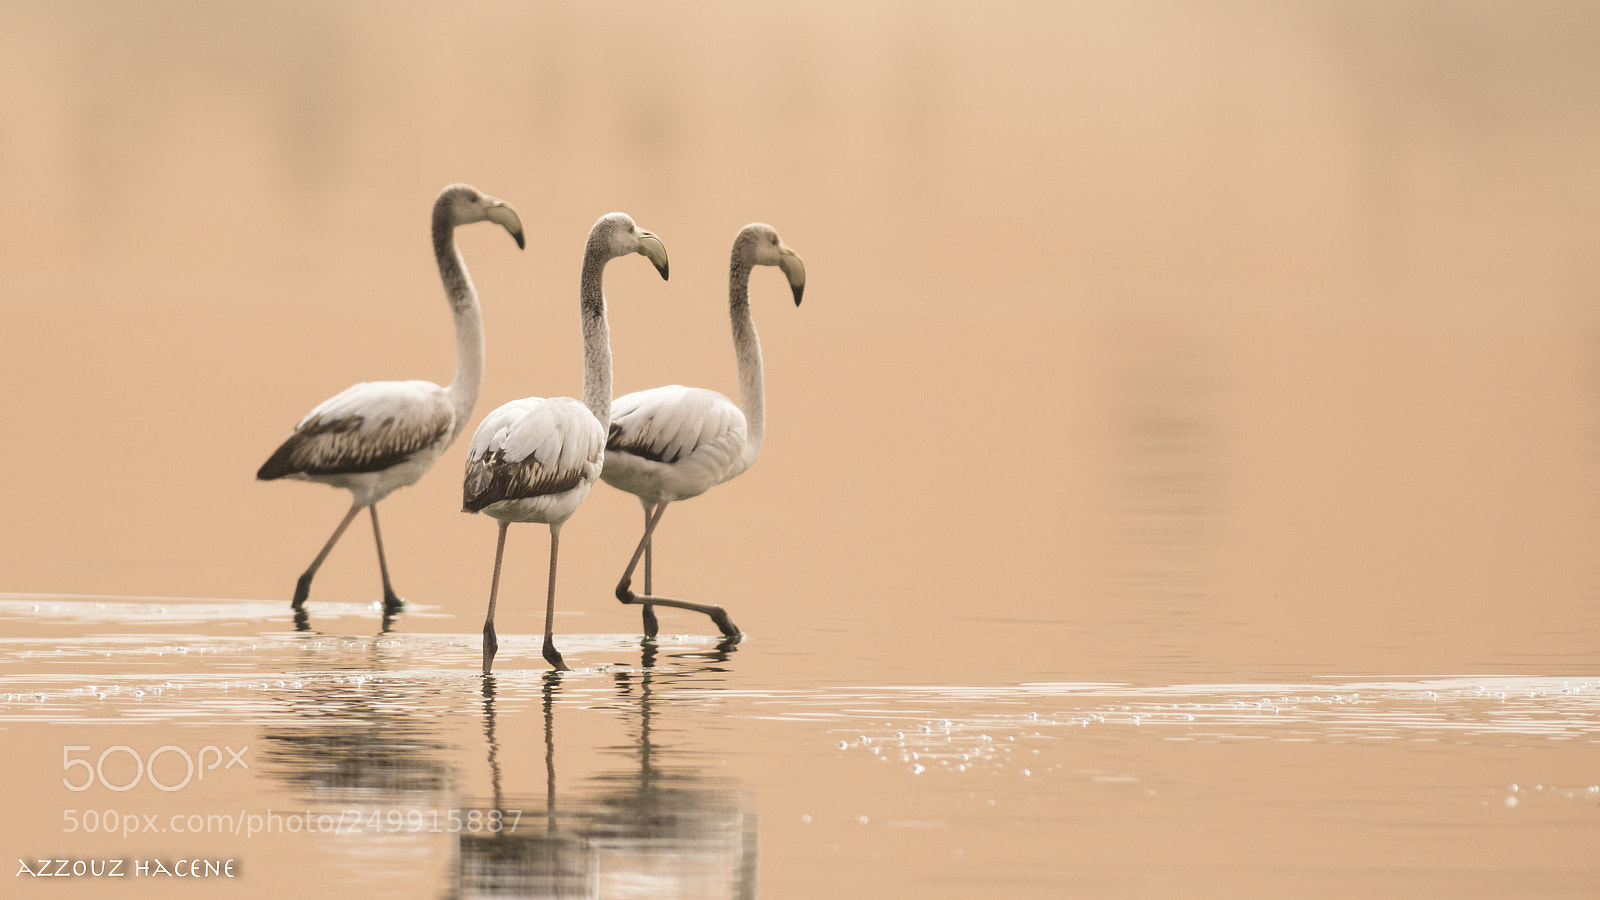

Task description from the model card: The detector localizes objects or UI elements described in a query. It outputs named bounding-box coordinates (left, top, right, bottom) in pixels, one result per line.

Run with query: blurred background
left=3, top=0, right=1599, bottom=681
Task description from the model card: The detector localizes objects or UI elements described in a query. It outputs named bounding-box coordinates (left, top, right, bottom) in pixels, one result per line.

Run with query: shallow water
left=5, top=1, right=1600, bottom=897
left=4, top=597, right=1598, bottom=898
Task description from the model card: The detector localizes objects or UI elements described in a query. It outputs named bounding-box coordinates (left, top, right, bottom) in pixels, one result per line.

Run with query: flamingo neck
left=578, top=240, right=614, bottom=430
left=433, top=210, right=486, bottom=439
left=729, top=255, right=764, bottom=465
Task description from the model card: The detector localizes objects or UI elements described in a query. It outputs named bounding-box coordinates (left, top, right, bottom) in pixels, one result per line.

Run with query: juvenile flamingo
left=463, top=212, right=667, bottom=672
left=257, top=184, right=523, bottom=616
left=601, top=223, right=805, bottom=638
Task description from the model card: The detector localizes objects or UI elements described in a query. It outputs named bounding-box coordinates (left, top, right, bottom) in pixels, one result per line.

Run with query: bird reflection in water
left=257, top=638, right=457, bottom=802
left=456, top=642, right=755, bottom=899
left=292, top=603, right=403, bottom=635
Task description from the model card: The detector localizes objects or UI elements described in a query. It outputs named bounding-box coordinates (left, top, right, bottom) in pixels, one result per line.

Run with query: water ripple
left=815, top=677, right=1600, bottom=778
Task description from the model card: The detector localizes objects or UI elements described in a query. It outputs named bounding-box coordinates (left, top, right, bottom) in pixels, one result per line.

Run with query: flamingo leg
left=640, top=503, right=658, bottom=638
left=292, top=503, right=363, bottom=610
left=482, top=520, right=509, bottom=674
left=643, top=504, right=652, bottom=594
left=369, top=506, right=406, bottom=612
left=543, top=526, right=570, bottom=671
left=615, top=503, right=741, bottom=638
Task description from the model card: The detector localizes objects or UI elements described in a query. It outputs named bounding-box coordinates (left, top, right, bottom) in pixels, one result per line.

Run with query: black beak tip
left=792, top=285, right=804, bottom=306
left=513, top=232, right=526, bottom=250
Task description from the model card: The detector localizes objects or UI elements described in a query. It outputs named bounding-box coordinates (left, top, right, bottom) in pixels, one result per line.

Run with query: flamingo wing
left=258, top=380, right=453, bottom=480
left=463, top=398, right=604, bottom=512
left=607, top=385, right=745, bottom=465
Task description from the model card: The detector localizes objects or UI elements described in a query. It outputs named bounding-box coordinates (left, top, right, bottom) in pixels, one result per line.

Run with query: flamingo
left=462, top=212, right=668, bottom=673
left=257, top=183, right=523, bottom=616
left=601, top=223, right=805, bottom=638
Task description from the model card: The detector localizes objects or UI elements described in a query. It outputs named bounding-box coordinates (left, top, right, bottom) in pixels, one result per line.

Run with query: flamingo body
left=258, top=379, right=458, bottom=506
left=602, top=385, right=749, bottom=504
left=463, top=396, right=605, bottom=525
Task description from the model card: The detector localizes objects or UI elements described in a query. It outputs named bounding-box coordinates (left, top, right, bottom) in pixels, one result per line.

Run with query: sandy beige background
left=3, top=2, right=1598, bottom=682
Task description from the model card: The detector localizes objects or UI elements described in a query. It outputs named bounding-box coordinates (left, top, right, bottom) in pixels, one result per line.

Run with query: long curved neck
left=578, top=240, right=613, bottom=430
left=434, top=209, right=486, bottom=439
left=729, top=253, right=765, bottom=464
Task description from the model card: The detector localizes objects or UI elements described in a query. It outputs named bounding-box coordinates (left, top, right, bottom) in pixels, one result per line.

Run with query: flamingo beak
left=484, top=203, right=525, bottom=250
left=778, top=246, right=805, bottom=306
left=637, top=231, right=669, bottom=281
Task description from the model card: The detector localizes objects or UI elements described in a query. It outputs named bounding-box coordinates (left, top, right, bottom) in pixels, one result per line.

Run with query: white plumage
left=464, top=397, right=604, bottom=525
left=464, top=212, right=668, bottom=673
left=258, top=183, right=523, bottom=618
left=602, top=386, right=749, bottom=501
left=601, top=223, right=805, bottom=638
left=268, top=380, right=456, bottom=505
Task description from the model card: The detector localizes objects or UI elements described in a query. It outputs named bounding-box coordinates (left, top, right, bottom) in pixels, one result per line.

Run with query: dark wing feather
left=462, top=450, right=586, bottom=512
left=461, top=397, right=602, bottom=512
left=607, top=419, right=677, bottom=463
left=258, top=381, right=452, bottom=480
